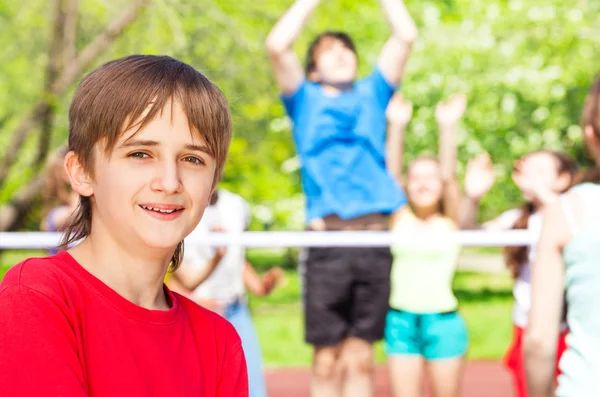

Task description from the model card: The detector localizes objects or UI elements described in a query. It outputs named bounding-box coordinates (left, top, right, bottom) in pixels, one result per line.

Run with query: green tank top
left=389, top=212, right=461, bottom=313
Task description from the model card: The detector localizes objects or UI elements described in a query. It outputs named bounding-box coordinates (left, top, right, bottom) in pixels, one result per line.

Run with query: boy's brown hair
left=305, top=31, right=357, bottom=78
left=61, top=54, right=232, bottom=270
left=579, top=72, right=600, bottom=184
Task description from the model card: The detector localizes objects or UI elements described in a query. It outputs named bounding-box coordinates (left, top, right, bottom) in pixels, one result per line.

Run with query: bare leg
left=387, top=355, right=426, bottom=397
left=311, top=345, right=342, bottom=397
left=339, top=337, right=375, bottom=397
left=427, top=357, right=465, bottom=397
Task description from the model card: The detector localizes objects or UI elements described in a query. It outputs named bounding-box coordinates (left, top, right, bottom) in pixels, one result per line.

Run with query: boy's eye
left=184, top=156, right=204, bottom=165
left=130, top=152, right=149, bottom=159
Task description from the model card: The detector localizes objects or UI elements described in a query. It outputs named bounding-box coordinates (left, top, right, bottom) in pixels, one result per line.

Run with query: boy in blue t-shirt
left=266, top=1, right=417, bottom=395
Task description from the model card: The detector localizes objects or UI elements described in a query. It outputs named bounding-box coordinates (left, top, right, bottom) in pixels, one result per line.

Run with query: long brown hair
left=504, top=151, right=577, bottom=278
left=59, top=55, right=232, bottom=271
left=578, top=73, right=600, bottom=184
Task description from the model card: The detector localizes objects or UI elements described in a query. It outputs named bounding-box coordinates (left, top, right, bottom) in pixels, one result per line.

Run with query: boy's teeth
left=142, top=205, right=175, bottom=213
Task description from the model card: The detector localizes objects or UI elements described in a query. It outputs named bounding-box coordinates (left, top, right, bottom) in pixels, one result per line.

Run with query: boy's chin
left=330, top=76, right=355, bottom=85
left=141, top=235, right=184, bottom=252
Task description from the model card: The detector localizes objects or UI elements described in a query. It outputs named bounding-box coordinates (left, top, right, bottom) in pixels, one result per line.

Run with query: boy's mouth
left=139, top=205, right=182, bottom=213
left=138, top=204, right=185, bottom=220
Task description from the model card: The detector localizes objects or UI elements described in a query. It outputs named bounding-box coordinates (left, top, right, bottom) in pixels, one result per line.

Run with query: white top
left=494, top=208, right=568, bottom=329
left=494, top=209, right=541, bottom=327
left=182, top=189, right=251, bottom=305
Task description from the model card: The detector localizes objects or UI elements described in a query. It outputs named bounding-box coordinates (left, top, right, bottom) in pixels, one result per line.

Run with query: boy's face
left=310, top=38, right=357, bottom=84
left=78, top=100, right=216, bottom=253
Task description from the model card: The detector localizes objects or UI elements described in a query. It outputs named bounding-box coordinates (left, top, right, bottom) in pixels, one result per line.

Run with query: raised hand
left=386, top=93, right=413, bottom=126
left=435, top=93, right=467, bottom=127
left=464, top=153, right=496, bottom=200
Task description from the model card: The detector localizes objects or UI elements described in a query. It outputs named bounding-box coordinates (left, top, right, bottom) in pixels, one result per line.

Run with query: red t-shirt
left=0, top=251, right=248, bottom=396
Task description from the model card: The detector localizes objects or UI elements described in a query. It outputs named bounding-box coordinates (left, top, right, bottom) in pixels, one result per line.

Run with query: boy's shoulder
left=0, top=254, right=71, bottom=301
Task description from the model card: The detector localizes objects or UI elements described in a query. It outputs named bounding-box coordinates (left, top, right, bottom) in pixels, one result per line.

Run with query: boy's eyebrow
left=118, top=139, right=213, bottom=154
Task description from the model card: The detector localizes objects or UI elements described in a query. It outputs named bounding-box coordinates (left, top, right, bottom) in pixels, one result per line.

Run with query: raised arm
left=524, top=197, right=570, bottom=397
left=458, top=153, right=496, bottom=229
left=385, top=93, right=413, bottom=185
left=436, top=94, right=466, bottom=221
left=376, top=0, right=418, bottom=86
left=265, top=0, right=322, bottom=95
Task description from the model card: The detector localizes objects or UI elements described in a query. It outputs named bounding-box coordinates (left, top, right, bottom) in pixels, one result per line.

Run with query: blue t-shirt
left=281, top=67, right=407, bottom=222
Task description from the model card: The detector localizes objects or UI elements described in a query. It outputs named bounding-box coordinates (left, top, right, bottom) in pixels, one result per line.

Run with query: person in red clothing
left=0, top=55, right=248, bottom=396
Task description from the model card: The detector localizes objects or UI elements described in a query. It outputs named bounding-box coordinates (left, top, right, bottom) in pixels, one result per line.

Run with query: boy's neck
left=320, top=81, right=353, bottom=95
left=68, top=235, right=173, bottom=311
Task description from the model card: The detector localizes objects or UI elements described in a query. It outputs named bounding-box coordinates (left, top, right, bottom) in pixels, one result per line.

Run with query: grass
left=248, top=270, right=513, bottom=367
left=1, top=249, right=514, bottom=367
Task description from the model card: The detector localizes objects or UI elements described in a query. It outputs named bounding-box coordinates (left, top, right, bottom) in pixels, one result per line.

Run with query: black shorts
left=302, top=246, right=392, bottom=347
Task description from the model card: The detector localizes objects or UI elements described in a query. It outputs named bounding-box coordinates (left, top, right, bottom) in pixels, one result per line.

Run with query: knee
left=344, top=353, right=373, bottom=375
left=313, top=350, right=339, bottom=381
left=341, top=342, right=374, bottom=375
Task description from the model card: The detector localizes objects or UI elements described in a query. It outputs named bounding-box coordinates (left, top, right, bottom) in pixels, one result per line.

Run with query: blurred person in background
left=384, top=92, right=493, bottom=397
left=526, top=73, right=600, bottom=397
left=40, top=146, right=79, bottom=254
left=266, top=1, right=417, bottom=395
left=169, top=188, right=284, bottom=397
left=461, top=149, right=576, bottom=397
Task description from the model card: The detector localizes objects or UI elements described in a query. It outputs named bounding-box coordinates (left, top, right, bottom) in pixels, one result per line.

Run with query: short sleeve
left=280, top=80, right=308, bottom=121
left=182, top=241, right=214, bottom=270
left=367, top=66, right=398, bottom=108
left=216, top=321, right=248, bottom=396
left=0, top=285, right=87, bottom=396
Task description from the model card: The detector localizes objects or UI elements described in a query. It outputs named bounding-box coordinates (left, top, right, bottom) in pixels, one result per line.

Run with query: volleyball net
left=0, top=230, right=535, bottom=250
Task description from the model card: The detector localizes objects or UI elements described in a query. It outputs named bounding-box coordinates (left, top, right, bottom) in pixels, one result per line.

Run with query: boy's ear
left=584, top=125, right=595, bottom=141
left=64, top=151, right=94, bottom=197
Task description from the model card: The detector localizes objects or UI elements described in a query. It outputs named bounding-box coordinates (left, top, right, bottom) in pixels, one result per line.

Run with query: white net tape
left=0, top=230, right=536, bottom=249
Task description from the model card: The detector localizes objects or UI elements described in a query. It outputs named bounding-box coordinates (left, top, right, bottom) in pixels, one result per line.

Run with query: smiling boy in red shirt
left=0, top=55, right=248, bottom=396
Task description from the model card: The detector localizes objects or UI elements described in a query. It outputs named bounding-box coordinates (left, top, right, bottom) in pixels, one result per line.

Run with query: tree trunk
left=34, top=0, right=67, bottom=167
left=0, top=175, right=46, bottom=232
left=0, top=0, right=150, bottom=231
left=0, top=0, right=150, bottom=191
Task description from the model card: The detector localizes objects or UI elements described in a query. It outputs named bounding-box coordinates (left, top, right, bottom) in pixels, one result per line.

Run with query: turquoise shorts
left=384, top=308, right=468, bottom=360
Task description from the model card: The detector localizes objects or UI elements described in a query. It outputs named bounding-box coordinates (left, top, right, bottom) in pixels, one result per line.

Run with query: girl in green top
left=384, top=93, right=494, bottom=397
